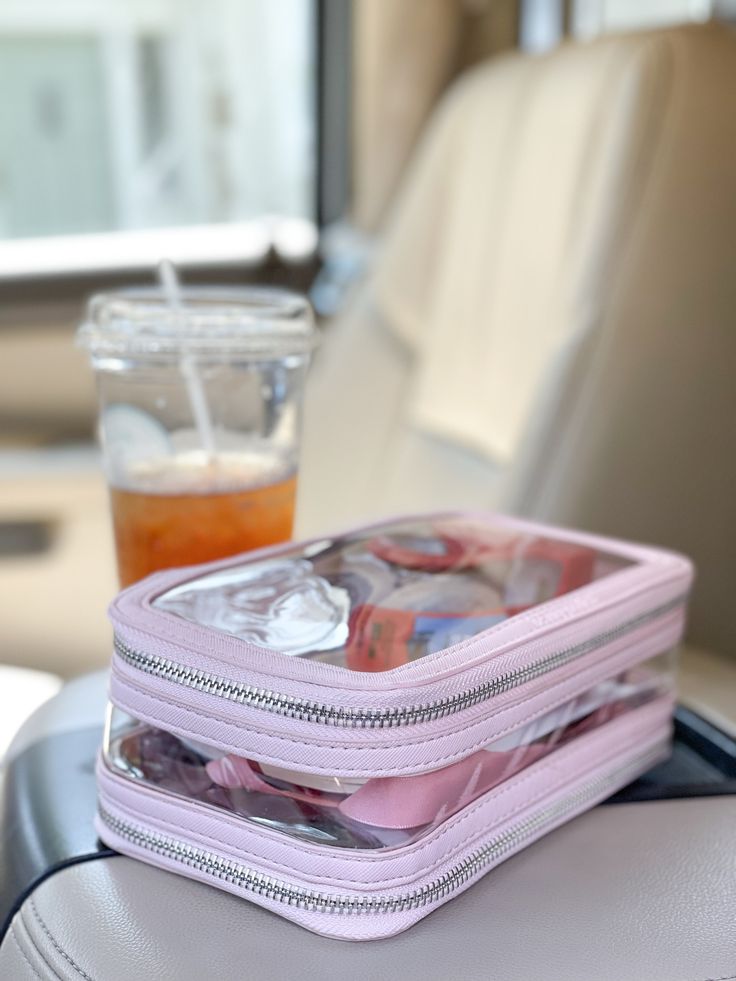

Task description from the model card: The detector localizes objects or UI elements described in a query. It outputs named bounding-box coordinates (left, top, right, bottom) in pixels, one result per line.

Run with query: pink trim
left=109, top=510, right=692, bottom=694
left=109, top=607, right=681, bottom=775
left=97, top=695, right=672, bottom=940
left=96, top=511, right=688, bottom=937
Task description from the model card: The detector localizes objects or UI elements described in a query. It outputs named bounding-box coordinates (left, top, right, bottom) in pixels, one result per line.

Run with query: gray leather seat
left=1, top=672, right=736, bottom=980
left=2, top=798, right=735, bottom=981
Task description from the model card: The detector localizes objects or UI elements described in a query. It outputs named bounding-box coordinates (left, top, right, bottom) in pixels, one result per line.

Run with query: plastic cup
left=77, top=286, right=316, bottom=587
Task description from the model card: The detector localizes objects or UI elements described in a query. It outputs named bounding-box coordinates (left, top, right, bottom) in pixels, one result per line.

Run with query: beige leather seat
left=1, top=23, right=734, bottom=677
left=300, top=22, right=736, bottom=660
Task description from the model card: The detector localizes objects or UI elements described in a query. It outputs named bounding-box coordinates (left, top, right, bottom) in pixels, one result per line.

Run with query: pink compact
left=96, top=511, right=692, bottom=939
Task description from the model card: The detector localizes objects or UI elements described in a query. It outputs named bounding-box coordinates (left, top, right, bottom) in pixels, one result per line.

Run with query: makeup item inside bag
left=99, top=511, right=689, bottom=940
left=154, top=517, right=605, bottom=671
left=114, top=516, right=643, bottom=848
left=111, top=659, right=670, bottom=849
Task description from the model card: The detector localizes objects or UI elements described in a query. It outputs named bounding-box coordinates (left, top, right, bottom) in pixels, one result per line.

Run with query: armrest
left=2, top=796, right=735, bottom=981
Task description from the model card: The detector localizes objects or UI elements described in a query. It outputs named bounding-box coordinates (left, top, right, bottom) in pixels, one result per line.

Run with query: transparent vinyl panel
left=153, top=515, right=635, bottom=672
left=103, top=651, right=674, bottom=851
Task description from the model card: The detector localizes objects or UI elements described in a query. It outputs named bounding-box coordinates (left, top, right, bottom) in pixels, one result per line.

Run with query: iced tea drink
left=78, top=287, right=315, bottom=587
left=110, top=459, right=297, bottom=587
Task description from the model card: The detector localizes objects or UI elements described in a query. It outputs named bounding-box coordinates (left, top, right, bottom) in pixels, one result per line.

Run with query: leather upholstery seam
left=7, top=926, right=44, bottom=980
left=8, top=922, right=59, bottom=981
left=28, top=898, right=95, bottom=981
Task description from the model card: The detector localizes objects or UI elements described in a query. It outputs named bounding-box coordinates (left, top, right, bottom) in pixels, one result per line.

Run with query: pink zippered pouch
left=96, top=511, right=692, bottom=939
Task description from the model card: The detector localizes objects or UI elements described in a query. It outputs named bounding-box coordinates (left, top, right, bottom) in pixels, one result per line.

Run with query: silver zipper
left=114, top=593, right=684, bottom=729
left=98, top=743, right=664, bottom=915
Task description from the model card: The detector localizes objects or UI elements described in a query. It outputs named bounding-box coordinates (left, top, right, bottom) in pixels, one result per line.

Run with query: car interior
left=0, top=2, right=734, bottom=979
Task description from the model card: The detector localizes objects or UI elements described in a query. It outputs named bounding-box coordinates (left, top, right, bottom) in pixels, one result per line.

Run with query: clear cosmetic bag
left=96, top=512, right=692, bottom=940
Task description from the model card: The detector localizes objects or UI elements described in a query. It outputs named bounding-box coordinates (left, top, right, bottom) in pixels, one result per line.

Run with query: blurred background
left=1, top=0, right=735, bottom=748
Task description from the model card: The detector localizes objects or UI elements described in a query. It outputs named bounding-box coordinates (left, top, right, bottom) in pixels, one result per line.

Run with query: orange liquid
left=110, top=473, right=297, bottom=587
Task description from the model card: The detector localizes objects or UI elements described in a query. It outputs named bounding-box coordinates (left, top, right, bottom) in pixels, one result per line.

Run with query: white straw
left=158, top=259, right=216, bottom=460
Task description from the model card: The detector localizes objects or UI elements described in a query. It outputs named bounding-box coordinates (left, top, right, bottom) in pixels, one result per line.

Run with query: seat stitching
left=13, top=915, right=65, bottom=981
left=28, top=898, right=95, bottom=981
left=7, top=924, right=46, bottom=980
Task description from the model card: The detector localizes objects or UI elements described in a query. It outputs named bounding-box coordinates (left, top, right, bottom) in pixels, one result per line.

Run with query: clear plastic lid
left=77, top=286, right=316, bottom=361
left=153, top=515, right=633, bottom=672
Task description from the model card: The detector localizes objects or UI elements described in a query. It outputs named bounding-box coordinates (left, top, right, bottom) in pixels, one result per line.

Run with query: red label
left=345, top=605, right=416, bottom=672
